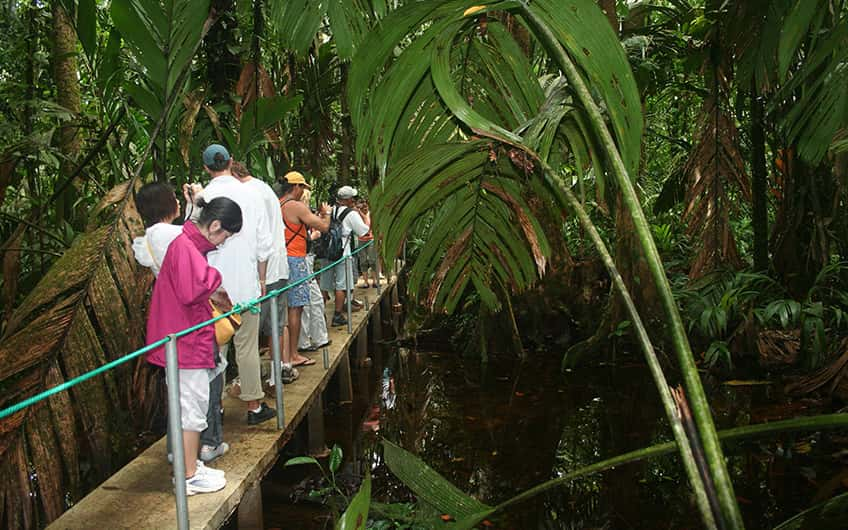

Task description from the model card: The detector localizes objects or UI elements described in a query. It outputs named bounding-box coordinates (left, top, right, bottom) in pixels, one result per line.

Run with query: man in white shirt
left=188, top=144, right=276, bottom=425
left=231, top=161, right=298, bottom=385
left=319, top=186, right=370, bottom=327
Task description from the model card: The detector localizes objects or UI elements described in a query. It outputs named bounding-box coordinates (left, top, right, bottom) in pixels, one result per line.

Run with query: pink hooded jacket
left=146, top=221, right=221, bottom=369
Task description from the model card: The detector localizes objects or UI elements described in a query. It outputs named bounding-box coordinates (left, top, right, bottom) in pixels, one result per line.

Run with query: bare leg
left=281, top=326, right=291, bottom=364
left=183, top=430, right=200, bottom=478
left=288, top=306, right=311, bottom=364
left=334, top=290, right=345, bottom=314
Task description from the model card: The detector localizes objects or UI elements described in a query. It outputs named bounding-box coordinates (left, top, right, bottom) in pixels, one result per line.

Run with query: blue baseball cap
left=202, top=144, right=230, bottom=170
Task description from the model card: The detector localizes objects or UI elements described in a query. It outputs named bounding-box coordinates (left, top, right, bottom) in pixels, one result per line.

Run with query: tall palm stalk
left=348, top=0, right=744, bottom=526
left=516, top=3, right=743, bottom=526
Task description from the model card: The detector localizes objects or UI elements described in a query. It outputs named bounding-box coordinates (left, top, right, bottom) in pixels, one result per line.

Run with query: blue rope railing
left=0, top=240, right=376, bottom=421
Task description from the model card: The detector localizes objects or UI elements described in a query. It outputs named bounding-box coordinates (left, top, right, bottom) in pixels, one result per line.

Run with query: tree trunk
left=204, top=0, right=240, bottom=102
left=51, top=1, right=81, bottom=221
left=750, top=82, right=769, bottom=272
left=339, top=62, right=353, bottom=184
left=770, top=152, right=833, bottom=297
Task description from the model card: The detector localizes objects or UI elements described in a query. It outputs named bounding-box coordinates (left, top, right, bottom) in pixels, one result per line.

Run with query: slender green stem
left=543, top=164, right=716, bottom=529
left=490, top=413, right=848, bottom=516
left=517, top=3, right=744, bottom=527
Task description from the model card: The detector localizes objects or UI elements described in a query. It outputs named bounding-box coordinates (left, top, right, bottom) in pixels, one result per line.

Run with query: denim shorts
left=319, top=258, right=354, bottom=292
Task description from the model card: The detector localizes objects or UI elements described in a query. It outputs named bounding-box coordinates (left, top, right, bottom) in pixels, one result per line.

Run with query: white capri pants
left=299, top=256, right=330, bottom=349
left=176, top=368, right=211, bottom=432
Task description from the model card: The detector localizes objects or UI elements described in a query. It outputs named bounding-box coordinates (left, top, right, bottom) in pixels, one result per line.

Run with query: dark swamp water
left=250, top=337, right=848, bottom=530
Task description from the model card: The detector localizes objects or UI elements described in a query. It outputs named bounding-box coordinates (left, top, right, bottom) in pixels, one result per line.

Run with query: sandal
left=293, top=357, right=317, bottom=367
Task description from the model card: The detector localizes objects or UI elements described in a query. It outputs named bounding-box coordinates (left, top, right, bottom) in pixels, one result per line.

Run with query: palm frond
left=0, top=182, right=151, bottom=527
left=373, top=141, right=552, bottom=313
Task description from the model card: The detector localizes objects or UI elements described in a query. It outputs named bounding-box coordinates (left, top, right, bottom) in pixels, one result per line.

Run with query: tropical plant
left=110, top=0, right=215, bottom=179
left=0, top=180, right=152, bottom=527
left=270, top=0, right=387, bottom=61
left=285, top=444, right=348, bottom=502
left=348, top=0, right=743, bottom=525
left=0, top=2, right=211, bottom=524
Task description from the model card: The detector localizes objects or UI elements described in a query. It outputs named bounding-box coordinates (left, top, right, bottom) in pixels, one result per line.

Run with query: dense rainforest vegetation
left=1, top=0, right=848, bottom=528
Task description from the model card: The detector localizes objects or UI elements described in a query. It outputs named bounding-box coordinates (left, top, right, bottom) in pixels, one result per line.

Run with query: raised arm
left=289, top=201, right=331, bottom=232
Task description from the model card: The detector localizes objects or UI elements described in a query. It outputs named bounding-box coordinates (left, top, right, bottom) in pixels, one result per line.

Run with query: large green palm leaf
left=270, top=0, right=386, bottom=59
left=373, top=141, right=551, bottom=313
left=350, top=0, right=638, bottom=311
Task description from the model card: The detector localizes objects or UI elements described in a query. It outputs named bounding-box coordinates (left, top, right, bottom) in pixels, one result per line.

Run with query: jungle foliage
left=1, top=0, right=848, bottom=528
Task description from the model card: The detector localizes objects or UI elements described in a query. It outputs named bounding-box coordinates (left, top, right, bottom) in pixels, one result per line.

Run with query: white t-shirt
left=243, top=177, right=288, bottom=283
left=200, top=175, right=273, bottom=303
left=132, top=223, right=182, bottom=277
left=332, top=205, right=370, bottom=257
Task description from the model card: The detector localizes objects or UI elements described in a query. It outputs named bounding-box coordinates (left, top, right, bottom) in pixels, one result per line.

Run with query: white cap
left=336, top=185, right=358, bottom=199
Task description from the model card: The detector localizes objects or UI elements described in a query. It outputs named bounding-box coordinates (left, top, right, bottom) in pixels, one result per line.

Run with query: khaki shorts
left=260, top=279, right=288, bottom=336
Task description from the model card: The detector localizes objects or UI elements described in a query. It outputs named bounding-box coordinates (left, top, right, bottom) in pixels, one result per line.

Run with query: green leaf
left=382, top=440, right=492, bottom=519
left=110, top=0, right=167, bottom=85
left=329, top=444, right=343, bottom=475
left=525, top=0, right=644, bottom=177
left=77, top=0, right=97, bottom=60
left=336, top=473, right=371, bottom=530
left=778, top=0, right=825, bottom=80
left=125, top=83, right=163, bottom=121
left=238, top=95, right=302, bottom=157
left=271, top=0, right=323, bottom=56
left=285, top=456, right=321, bottom=467
left=430, top=22, right=525, bottom=146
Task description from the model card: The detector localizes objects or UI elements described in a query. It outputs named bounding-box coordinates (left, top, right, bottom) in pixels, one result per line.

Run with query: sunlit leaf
left=336, top=474, right=371, bottom=530
left=382, top=440, right=492, bottom=519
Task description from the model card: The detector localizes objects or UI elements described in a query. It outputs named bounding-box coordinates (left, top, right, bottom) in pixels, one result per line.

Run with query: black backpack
left=314, top=206, right=353, bottom=261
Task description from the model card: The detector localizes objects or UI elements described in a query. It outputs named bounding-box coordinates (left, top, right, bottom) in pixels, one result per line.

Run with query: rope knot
left=234, top=299, right=261, bottom=315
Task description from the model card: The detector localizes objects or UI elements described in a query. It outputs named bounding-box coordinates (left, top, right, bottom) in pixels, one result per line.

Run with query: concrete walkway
left=49, top=278, right=396, bottom=530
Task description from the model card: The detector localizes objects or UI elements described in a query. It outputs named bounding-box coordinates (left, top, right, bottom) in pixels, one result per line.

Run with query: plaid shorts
left=286, top=257, right=311, bottom=307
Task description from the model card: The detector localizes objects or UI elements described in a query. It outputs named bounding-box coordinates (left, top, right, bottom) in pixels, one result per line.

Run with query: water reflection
left=262, top=347, right=846, bottom=529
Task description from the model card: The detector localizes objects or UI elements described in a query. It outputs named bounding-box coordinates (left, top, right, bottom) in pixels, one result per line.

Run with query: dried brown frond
left=482, top=182, right=547, bottom=276
left=682, top=88, right=751, bottom=279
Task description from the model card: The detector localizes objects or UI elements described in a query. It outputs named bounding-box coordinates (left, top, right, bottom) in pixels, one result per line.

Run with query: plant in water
left=370, top=415, right=848, bottom=528
left=285, top=444, right=348, bottom=504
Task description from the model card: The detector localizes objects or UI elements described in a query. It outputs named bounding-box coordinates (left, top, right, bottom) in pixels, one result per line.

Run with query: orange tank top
left=281, top=199, right=307, bottom=257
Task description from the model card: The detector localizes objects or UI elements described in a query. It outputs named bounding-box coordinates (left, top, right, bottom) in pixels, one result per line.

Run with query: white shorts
left=175, top=368, right=211, bottom=432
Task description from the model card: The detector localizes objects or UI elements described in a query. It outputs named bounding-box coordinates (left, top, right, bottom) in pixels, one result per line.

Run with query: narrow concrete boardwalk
left=49, top=278, right=396, bottom=530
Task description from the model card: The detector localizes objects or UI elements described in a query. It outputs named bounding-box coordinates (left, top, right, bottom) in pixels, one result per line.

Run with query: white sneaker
left=196, top=460, right=225, bottom=478
left=184, top=471, right=226, bottom=495
left=200, top=442, right=229, bottom=463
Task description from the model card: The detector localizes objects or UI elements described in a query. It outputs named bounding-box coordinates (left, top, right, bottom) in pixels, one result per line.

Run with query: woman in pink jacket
left=146, top=197, right=241, bottom=495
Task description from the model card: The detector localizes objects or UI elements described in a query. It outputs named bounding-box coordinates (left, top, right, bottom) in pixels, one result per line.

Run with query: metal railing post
left=269, top=296, right=285, bottom=429
left=345, top=255, right=353, bottom=334
left=165, top=336, right=190, bottom=530
left=375, top=240, right=382, bottom=296
left=323, top=346, right=329, bottom=369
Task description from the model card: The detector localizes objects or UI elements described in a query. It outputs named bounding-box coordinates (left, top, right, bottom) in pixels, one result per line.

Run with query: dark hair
left=278, top=180, right=296, bottom=196
left=135, top=182, right=178, bottom=228
left=196, top=197, right=243, bottom=234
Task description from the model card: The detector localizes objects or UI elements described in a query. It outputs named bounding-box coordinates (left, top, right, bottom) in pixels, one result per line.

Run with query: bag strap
left=335, top=207, right=355, bottom=250
left=281, top=198, right=307, bottom=246
left=337, top=206, right=353, bottom=223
